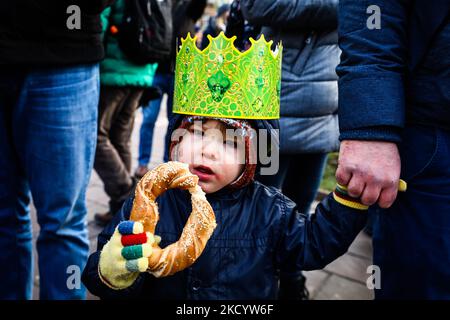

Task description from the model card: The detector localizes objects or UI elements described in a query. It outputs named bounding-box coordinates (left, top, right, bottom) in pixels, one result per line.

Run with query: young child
left=82, top=33, right=368, bottom=299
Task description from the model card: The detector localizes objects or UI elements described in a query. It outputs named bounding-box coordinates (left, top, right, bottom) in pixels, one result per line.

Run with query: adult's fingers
left=346, top=173, right=366, bottom=198
left=378, top=185, right=399, bottom=209
left=360, top=183, right=383, bottom=206
left=335, top=164, right=352, bottom=186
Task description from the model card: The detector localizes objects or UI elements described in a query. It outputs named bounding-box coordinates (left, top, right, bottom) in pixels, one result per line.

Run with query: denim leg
left=138, top=96, right=162, bottom=166
left=0, top=71, right=34, bottom=299
left=373, top=125, right=450, bottom=299
left=165, top=73, right=174, bottom=120
left=14, top=64, right=99, bottom=299
left=138, top=72, right=175, bottom=165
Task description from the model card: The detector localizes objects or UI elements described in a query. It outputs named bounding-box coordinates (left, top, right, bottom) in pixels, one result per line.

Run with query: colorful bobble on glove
left=121, top=233, right=149, bottom=246
left=125, top=258, right=150, bottom=273
left=122, top=243, right=153, bottom=260
left=119, top=221, right=155, bottom=272
left=118, top=221, right=143, bottom=235
left=98, top=221, right=155, bottom=290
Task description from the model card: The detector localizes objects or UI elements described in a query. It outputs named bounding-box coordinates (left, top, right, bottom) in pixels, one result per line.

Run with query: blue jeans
left=257, top=153, right=328, bottom=214
left=138, top=72, right=174, bottom=166
left=373, top=125, right=450, bottom=299
left=0, top=64, right=99, bottom=299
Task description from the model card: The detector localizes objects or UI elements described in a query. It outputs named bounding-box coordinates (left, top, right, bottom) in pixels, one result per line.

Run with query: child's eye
left=224, top=139, right=238, bottom=148
left=189, top=127, right=204, bottom=136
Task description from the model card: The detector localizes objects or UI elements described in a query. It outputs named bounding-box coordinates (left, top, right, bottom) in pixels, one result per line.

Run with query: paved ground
left=31, top=96, right=374, bottom=300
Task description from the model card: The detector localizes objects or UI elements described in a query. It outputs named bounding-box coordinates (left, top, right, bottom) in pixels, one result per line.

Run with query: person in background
left=225, top=0, right=261, bottom=51
left=135, top=0, right=207, bottom=179
left=94, top=0, right=158, bottom=226
left=200, top=3, right=230, bottom=49
left=240, top=0, right=341, bottom=300
left=0, top=1, right=114, bottom=299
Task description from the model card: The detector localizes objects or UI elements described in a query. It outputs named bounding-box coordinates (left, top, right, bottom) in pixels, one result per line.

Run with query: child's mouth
left=191, top=165, right=215, bottom=181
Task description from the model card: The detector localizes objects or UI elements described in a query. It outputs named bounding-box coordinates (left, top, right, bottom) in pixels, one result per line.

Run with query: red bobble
left=121, top=233, right=147, bottom=246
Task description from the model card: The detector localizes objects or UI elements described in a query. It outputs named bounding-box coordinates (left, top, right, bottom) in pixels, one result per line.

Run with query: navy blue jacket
left=82, top=115, right=366, bottom=299
left=337, top=1, right=450, bottom=142
left=82, top=183, right=366, bottom=299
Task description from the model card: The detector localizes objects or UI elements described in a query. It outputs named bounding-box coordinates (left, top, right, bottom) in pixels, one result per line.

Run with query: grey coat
left=241, top=0, right=340, bottom=153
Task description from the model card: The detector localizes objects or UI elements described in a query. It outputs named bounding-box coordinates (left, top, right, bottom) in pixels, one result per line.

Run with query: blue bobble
left=125, top=260, right=140, bottom=272
left=118, top=221, right=135, bottom=235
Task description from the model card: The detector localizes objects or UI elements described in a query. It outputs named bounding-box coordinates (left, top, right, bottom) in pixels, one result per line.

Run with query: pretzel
left=129, top=161, right=217, bottom=277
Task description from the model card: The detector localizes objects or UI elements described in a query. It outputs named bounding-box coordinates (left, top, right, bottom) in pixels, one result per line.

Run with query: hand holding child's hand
left=98, top=221, right=155, bottom=290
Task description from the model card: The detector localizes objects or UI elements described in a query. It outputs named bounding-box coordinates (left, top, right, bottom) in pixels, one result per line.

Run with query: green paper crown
left=173, top=32, right=283, bottom=120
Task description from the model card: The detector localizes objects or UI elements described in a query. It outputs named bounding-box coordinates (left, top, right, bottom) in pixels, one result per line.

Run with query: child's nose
left=201, top=138, right=220, bottom=161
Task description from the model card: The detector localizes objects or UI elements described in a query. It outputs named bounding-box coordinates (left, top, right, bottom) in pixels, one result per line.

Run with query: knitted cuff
left=339, top=127, right=402, bottom=143
left=98, top=264, right=121, bottom=291
left=333, top=184, right=369, bottom=211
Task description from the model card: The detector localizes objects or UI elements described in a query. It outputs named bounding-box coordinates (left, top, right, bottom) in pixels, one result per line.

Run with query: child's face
left=176, top=119, right=245, bottom=194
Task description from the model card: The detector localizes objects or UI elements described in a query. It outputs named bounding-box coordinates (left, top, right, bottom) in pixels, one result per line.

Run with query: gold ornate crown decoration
left=173, top=32, right=282, bottom=120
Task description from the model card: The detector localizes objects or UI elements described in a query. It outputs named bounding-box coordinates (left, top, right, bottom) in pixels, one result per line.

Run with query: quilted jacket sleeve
left=276, top=193, right=367, bottom=272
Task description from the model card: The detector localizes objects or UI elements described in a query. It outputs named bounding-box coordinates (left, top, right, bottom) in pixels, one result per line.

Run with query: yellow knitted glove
left=98, top=221, right=155, bottom=290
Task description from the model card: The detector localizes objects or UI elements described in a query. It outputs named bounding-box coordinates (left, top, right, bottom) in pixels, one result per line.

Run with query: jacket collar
left=206, top=183, right=250, bottom=202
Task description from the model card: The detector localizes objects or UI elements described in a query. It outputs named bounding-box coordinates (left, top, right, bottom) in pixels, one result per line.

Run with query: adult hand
left=336, top=140, right=401, bottom=208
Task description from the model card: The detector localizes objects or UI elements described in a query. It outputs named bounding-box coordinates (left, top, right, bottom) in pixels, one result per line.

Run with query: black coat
left=157, top=0, right=207, bottom=73
left=0, top=0, right=114, bottom=66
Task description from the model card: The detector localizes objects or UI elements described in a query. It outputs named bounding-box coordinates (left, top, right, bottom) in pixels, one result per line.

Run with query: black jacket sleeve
left=240, top=0, right=338, bottom=30
left=276, top=193, right=367, bottom=272
left=81, top=197, right=147, bottom=299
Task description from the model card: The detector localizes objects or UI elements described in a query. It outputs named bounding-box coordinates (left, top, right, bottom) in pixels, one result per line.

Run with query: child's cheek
left=223, top=146, right=245, bottom=167
left=176, top=134, right=198, bottom=163
left=177, top=137, right=193, bottom=164
left=218, top=160, right=244, bottom=184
